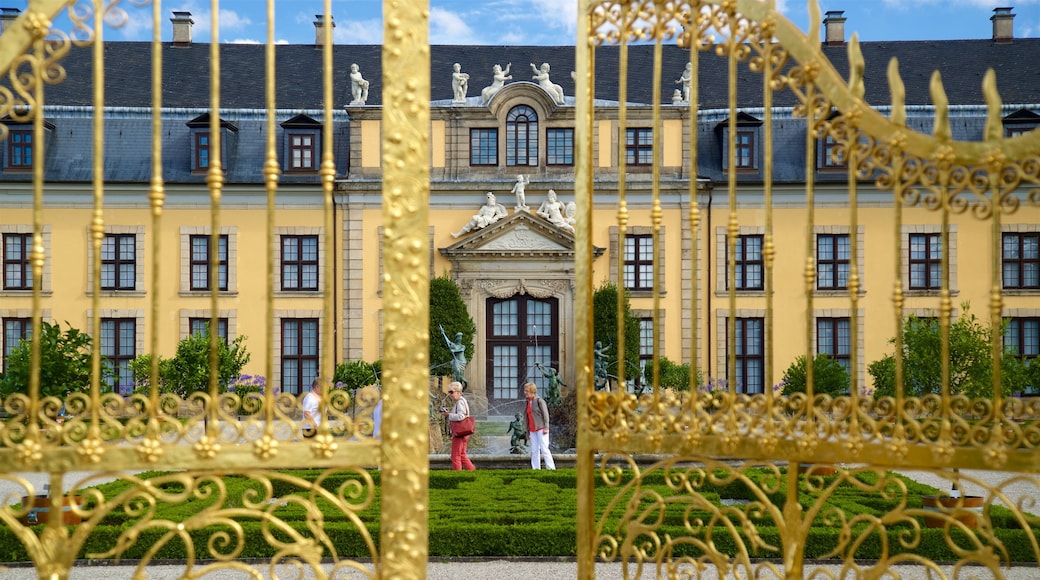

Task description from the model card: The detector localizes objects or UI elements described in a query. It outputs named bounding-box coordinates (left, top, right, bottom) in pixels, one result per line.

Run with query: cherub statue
left=451, top=63, right=470, bottom=102
left=481, top=63, right=512, bottom=104
left=511, top=174, right=530, bottom=211
left=452, top=192, right=508, bottom=238
left=350, top=63, right=370, bottom=105
left=536, top=362, right=565, bottom=408
left=506, top=413, right=528, bottom=453
left=530, top=62, right=565, bottom=105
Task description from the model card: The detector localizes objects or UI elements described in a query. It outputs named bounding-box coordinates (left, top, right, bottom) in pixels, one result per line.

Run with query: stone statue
left=537, top=189, right=573, bottom=233
left=564, top=202, right=577, bottom=229
left=536, top=362, right=565, bottom=408
left=451, top=63, right=470, bottom=103
left=439, top=325, right=468, bottom=387
left=506, top=413, right=528, bottom=453
left=511, top=174, right=530, bottom=212
left=593, top=340, right=611, bottom=390
left=452, top=192, right=508, bottom=238
left=481, top=63, right=512, bottom=104
left=530, top=62, right=565, bottom=105
left=675, top=62, right=692, bottom=103
left=350, top=63, right=370, bottom=105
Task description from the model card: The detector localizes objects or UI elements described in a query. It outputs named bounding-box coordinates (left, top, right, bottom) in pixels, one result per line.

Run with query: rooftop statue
left=531, top=62, right=565, bottom=105
left=481, top=63, right=512, bottom=105
left=452, top=192, right=508, bottom=238
left=350, top=63, right=370, bottom=105
left=675, top=62, right=692, bottom=103
left=451, top=63, right=470, bottom=103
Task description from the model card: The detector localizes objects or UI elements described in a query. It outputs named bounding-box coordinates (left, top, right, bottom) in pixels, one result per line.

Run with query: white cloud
left=333, top=19, right=383, bottom=44
left=430, top=7, right=481, bottom=44
left=112, top=7, right=154, bottom=41
left=168, top=1, right=253, bottom=41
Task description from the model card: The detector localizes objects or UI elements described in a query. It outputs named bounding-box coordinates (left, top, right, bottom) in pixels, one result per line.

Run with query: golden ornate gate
left=1, top=0, right=1040, bottom=579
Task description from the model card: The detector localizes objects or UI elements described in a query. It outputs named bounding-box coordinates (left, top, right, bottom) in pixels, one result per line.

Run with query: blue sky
left=19, top=0, right=1040, bottom=45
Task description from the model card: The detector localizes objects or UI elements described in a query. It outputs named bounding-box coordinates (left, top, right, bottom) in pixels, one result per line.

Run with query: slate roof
left=27, top=39, right=1040, bottom=109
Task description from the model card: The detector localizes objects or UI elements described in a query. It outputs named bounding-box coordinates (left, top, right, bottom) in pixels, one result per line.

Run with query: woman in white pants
left=524, top=382, right=556, bottom=470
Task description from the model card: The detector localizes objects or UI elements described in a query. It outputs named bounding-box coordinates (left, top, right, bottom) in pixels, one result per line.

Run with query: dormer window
left=281, top=114, right=322, bottom=173
left=1003, top=109, right=1040, bottom=138
left=716, top=112, right=762, bottom=172
left=2, top=117, right=54, bottom=172
left=187, top=113, right=237, bottom=173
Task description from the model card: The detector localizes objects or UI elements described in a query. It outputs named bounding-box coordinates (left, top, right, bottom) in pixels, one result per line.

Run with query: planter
left=20, top=494, right=83, bottom=526
left=799, top=463, right=837, bottom=476
left=922, top=495, right=983, bottom=529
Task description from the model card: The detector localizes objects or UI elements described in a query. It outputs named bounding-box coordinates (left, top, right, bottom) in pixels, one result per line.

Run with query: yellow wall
left=361, top=120, right=381, bottom=168
left=431, top=120, right=445, bottom=168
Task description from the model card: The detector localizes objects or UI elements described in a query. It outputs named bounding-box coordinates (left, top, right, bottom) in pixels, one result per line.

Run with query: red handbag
left=451, top=415, right=475, bottom=437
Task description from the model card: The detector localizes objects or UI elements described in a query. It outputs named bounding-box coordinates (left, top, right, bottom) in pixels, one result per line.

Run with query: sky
left=15, top=0, right=1040, bottom=45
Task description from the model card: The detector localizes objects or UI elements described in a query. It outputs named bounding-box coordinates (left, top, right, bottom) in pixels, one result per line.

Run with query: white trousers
left=529, top=429, right=556, bottom=470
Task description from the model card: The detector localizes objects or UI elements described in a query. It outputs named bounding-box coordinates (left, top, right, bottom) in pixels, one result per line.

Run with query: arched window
left=506, top=105, right=538, bottom=166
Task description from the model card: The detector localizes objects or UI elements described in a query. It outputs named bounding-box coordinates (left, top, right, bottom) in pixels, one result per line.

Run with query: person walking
left=301, top=377, right=323, bottom=438
left=524, top=382, right=556, bottom=470
left=442, top=381, right=476, bottom=470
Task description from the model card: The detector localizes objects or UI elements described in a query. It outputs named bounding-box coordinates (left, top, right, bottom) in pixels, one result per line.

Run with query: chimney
left=171, top=11, right=193, bottom=46
left=991, top=7, right=1014, bottom=43
left=314, top=15, right=335, bottom=46
left=823, top=11, right=846, bottom=46
left=0, top=7, right=21, bottom=35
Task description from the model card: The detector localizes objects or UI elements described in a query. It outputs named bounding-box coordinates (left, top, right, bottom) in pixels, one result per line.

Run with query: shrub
left=0, top=321, right=108, bottom=397
left=130, top=329, right=250, bottom=397
left=592, top=282, right=641, bottom=390
left=780, top=353, right=850, bottom=396
left=429, top=274, right=476, bottom=381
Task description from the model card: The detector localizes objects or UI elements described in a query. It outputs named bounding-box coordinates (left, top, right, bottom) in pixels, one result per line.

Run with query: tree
left=779, top=354, right=849, bottom=397
left=333, top=360, right=381, bottom=394
left=592, top=282, right=641, bottom=389
left=0, top=321, right=108, bottom=398
left=429, top=273, right=476, bottom=382
left=130, top=330, right=250, bottom=397
left=868, top=304, right=1020, bottom=400
left=651, top=356, right=700, bottom=393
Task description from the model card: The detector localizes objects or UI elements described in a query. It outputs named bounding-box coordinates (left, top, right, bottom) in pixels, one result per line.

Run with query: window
left=101, top=318, right=136, bottom=394
left=7, top=128, right=33, bottom=169
left=818, top=134, right=846, bottom=169
left=734, top=129, right=755, bottom=169
left=506, top=105, right=538, bottom=166
left=908, top=233, right=941, bottom=290
left=288, top=133, right=316, bottom=171
left=101, top=234, right=137, bottom=291
left=1007, top=126, right=1035, bottom=137
left=623, top=234, right=654, bottom=291
left=189, top=234, right=228, bottom=291
left=470, top=128, right=497, bottom=165
left=1003, top=233, right=1039, bottom=290
left=3, top=317, right=30, bottom=373
left=625, top=128, right=653, bottom=166
left=281, top=318, right=319, bottom=395
left=486, top=296, right=559, bottom=401
left=3, top=233, right=32, bottom=290
left=1005, top=317, right=1039, bottom=361
left=734, top=235, right=763, bottom=291
left=817, top=317, right=851, bottom=373
left=546, top=128, right=574, bottom=165
left=189, top=317, right=228, bottom=343
left=195, top=132, right=211, bottom=170
left=730, top=318, right=764, bottom=394
left=817, top=233, right=850, bottom=290
left=280, top=235, right=319, bottom=291
left=638, top=317, right=653, bottom=388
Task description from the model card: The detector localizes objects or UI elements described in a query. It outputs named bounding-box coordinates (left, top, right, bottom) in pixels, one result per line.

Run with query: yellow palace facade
left=2, top=8, right=1039, bottom=411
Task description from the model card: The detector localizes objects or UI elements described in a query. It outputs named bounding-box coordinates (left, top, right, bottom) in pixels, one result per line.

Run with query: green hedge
left=3, top=468, right=1038, bottom=563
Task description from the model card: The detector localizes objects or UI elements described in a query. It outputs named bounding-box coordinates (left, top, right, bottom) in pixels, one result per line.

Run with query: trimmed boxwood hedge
left=2, top=468, right=1038, bottom=563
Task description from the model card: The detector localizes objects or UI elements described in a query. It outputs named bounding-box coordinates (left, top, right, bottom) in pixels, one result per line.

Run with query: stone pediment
left=441, top=210, right=581, bottom=256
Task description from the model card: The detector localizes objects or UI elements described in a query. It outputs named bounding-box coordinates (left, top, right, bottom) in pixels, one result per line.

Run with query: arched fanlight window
left=506, top=105, right=538, bottom=166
